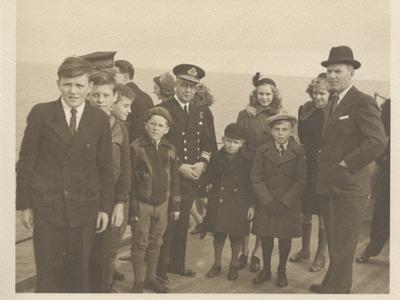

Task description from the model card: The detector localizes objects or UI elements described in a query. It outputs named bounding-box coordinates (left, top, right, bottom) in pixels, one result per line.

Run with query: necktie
left=279, top=144, right=285, bottom=156
left=329, top=93, right=339, bottom=116
left=183, top=104, right=188, bottom=115
left=70, top=108, right=77, bottom=135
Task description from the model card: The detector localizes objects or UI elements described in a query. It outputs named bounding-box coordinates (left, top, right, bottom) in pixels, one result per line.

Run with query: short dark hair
left=90, top=71, right=117, bottom=93
left=57, top=56, right=93, bottom=79
left=115, top=60, right=135, bottom=80
left=116, top=84, right=136, bottom=102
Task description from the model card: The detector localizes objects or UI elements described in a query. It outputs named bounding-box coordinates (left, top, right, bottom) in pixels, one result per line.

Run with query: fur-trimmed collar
left=245, top=104, right=282, bottom=118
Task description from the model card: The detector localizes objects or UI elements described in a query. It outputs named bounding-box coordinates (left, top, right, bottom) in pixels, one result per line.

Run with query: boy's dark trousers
left=33, top=214, right=97, bottom=293
left=89, top=206, right=129, bottom=292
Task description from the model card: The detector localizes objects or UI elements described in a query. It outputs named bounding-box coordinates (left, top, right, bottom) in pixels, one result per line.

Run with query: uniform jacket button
left=184, top=156, right=188, bottom=160
left=184, top=148, right=187, bottom=152
left=221, top=186, right=224, bottom=191
left=219, top=198, right=223, bottom=203
left=233, top=188, right=238, bottom=193
left=64, top=190, right=69, bottom=195
left=183, top=139, right=187, bottom=144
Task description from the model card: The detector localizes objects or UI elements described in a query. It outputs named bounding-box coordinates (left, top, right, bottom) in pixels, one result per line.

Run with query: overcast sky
left=16, top=0, right=390, bottom=81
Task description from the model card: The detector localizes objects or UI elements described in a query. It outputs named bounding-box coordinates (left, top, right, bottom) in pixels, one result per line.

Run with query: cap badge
left=187, top=67, right=197, bottom=77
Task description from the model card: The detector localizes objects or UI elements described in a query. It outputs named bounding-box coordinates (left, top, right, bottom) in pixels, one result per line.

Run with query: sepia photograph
left=3, top=0, right=396, bottom=297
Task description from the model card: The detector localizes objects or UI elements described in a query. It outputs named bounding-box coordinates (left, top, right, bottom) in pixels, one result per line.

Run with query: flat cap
left=266, top=112, right=297, bottom=127
left=145, top=106, right=172, bottom=126
left=224, top=123, right=246, bottom=140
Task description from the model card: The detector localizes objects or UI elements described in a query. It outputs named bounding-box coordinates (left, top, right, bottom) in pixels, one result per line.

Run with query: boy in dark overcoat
left=251, top=113, right=306, bottom=287
left=200, top=123, right=254, bottom=280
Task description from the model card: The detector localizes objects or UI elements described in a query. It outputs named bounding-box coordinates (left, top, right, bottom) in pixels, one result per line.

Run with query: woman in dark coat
left=289, top=74, right=329, bottom=272
left=235, top=72, right=283, bottom=272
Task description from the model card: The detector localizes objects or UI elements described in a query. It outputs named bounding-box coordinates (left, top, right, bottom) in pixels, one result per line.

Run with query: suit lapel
left=170, top=98, right=188, bottom=127
left=45, top=99, right=73, bottom=145
left=263, top=142, right=296, bottom=165
left=323, top=86, right=356, bottom=138
left=69, top=102, right=97, bottom=151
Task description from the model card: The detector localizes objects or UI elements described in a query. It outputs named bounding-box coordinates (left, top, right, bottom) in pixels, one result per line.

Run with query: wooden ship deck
left=16, top=212, right=389, bottom=294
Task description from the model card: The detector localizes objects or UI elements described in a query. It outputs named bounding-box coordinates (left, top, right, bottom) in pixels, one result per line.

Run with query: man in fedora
left=310, top=46, right=386, bottom=293
left=156, top=64, right=216, bottom=281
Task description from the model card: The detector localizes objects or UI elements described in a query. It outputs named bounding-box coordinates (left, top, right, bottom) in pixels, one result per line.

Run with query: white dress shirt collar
left=174, top=95, right=189, bottom=111
left=275, top=140, right=289, bottom=151
left=337, top=84, right=353, bottom=105
left=61, top=98, right=85, bottom=128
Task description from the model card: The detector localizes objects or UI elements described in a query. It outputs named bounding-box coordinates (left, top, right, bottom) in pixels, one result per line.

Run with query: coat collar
left=45, top=98, right=73, bottom=145
left=299, top=100, right=317, bottom=121
left=138, top=134, right=172, bottom=149
left=261, top=138, right=300, bottom=164
left=323, top=86, right=357, bottom=138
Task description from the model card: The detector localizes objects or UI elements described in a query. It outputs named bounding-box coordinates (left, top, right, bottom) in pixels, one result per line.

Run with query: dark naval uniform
left=157, top=95, right=216, bottom=275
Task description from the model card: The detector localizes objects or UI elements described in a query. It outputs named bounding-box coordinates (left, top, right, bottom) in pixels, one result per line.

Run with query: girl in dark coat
left=236, top=73, right=283, bottom=272
left=289, top=74, right=329, bottom=272
left=200, top=124, right=254, bottom=281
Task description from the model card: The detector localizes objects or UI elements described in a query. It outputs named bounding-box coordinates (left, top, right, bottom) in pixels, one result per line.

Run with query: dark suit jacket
left=16, top=99, right=114, bottom=227
left=316, top=86, right=386, bottom=197
left=126, top=82, right=154, bottom=142
left=158, top=97, right=216, bottom=167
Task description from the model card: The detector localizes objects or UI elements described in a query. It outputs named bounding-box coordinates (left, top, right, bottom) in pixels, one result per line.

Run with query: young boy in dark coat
left=200, top=123, right=255, bottom=280
left=251, top=113, right=306, bottom=287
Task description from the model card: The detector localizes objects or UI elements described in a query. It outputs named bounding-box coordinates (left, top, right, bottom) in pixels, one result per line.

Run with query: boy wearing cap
left=251, top=114, right=306, bottom=288
left=129, top=107, right=181, bottom=293
left=200, top=123, right=254, bottom=281
left=16, top=57, right=114, bottom=292
left=87, top=71, right=131, bottom=293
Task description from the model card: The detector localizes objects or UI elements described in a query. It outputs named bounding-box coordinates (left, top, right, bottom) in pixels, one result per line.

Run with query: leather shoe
left=144, top=280, right=170, bottom=293
left=236, top=254, right=248, bottom=270
left=289, top=249, right=310, bottom=262
left=131, top=281, right=143, bottom=293
left=356, top=253, right=370, bottom=263
left=156, top=274, right=169, bottom=284
left=276, top=271, right=288, bottom=287
left=171, top=268, right=197, bottom=277
left=112, top=270, right=125, bottom=281
left=227, top=265, right=239, bottom=281
left=310, top=284, right=322, bottom=293
left=206, top=264, right=222, bottom=278
left=252, top=269, right=271, bottom=284
left=250, top=256, right=261, bottom=273
left=310, top=255, right=326, bottom=272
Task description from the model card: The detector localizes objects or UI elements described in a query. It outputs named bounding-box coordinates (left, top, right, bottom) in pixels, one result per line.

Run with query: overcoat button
left=219, top=198, right=223, bottom=203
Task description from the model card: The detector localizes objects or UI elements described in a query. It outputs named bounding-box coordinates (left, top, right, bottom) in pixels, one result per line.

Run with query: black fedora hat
left=321, top=46, right=361, bottom=69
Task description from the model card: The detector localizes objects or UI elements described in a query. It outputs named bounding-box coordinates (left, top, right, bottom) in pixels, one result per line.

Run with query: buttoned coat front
left=200, top=149, right=253, bottom=236
left=16, top=99, right=114, bottom=227
left=158, top=97, right=216, bottom=168
left=251, top=139, right=306, bottom=238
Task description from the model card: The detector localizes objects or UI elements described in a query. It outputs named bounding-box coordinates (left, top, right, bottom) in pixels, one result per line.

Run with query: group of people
left=16, top=45, right=389, bottom=294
